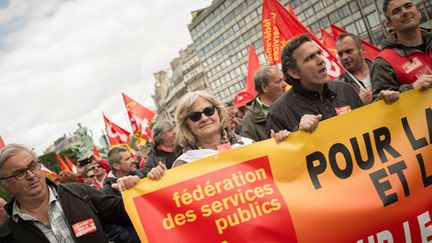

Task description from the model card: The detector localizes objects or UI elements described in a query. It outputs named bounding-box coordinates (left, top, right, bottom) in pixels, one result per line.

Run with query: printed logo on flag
left=132, top=156, right=297, bottom=243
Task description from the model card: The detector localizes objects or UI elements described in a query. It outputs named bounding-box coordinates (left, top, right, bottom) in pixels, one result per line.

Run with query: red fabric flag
left=0, top=135, right=5, bottom=148
left=64, top=156, right=77, bottom=173
left=330, top=24, right=381, bottom=60
left=41, top=164, right=57, bottom=180
left=246, top=45, right=260, bottom=97
left=122, top=93, right=155, bottom=146
left=103, top=113, right=131, bottom=146
left=55, top=152, right=70, bottom=172
left=93, top=144, right=101, bottom=159
left=321, top=28, right=337, bottom=57
left=262, top=0, right=342, bottom=79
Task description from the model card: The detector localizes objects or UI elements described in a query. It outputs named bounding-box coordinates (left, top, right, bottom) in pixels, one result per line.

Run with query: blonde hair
left=175, top=91, right=230, bottom=151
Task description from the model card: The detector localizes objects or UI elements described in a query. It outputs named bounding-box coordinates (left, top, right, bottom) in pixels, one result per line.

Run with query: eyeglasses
left=0, top=160, right=42, bottom=181
left=187, top=106, right=217, bottom=122
left=89, top=165, right=100, bottom=170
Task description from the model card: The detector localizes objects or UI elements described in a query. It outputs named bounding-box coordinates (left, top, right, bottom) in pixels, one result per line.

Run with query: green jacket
left=371, top=28, right=432, bottom=99
left=240, top=98, right=268, bottom=142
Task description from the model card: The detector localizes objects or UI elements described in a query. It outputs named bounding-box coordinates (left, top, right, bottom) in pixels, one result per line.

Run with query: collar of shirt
left=256, top=97, right=270, bottom=115
left=12, top=185, right=58, bottom=223
left=292, top=83, right=336, bottom=101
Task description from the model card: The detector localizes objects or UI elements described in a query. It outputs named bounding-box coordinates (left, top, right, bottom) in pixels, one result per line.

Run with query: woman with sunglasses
left=147, top=91, right=290, bottom=180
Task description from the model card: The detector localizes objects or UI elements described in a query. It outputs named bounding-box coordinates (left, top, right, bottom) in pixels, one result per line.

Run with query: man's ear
left=287, top=68, right=300, bottom=80
left=112, top=163, right=120, bottom=170
left=386, top=20, right=394, bottom=30
left=261, top=83, right=269, bottom=94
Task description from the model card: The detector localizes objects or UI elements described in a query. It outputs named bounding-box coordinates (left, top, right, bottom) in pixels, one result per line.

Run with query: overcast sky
left=0, top=0, right=212, bottom=154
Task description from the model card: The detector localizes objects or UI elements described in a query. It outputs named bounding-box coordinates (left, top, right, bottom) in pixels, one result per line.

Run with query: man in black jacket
left=102, top=146, right=141, bottom=243
left=267, top=35, right=364, bottom=133
left=0, top=143, right=134, bottom=243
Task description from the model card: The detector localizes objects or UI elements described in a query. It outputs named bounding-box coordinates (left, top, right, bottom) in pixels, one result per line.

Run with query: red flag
left=246, top=45, right=260, bottom=97
left=55, top=152, right=70, bottom=172
left=103, top=113, right=131, bottom=146
left=262, top=0, right=342, bottom=79
left=0, top=135, right=5, bottom=148
left=41, top=164, right=57, bottom=180
left=93, top=144, right=101, bottom=159
left=64, top=156, right=77, bottom=173
left=330, top=24, right=380, bottom=60
left=122, top=93, right=155, bottom=146
left=321, top=28, right=337, bottom=57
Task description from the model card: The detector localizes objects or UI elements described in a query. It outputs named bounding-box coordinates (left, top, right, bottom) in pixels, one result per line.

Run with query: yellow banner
left=124, top=89, right=432, bottom=243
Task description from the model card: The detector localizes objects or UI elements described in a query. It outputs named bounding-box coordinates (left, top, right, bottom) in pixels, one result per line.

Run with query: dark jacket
left=102, top=173, right=140, bottom=243
left=371, top=28, right=432, bottom=99
left=266, top=81, right=363, bottom=133
left=0, top=180, right=133, bottom=243
left=339, top=59, right=374, bottom=92
left=140, top=145, right=177, bottom=177
left=240, top=98, right=269, bottom=141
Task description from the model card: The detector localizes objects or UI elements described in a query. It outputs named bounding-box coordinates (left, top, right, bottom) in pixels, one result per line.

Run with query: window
left=338, top=5, right=350, bottom=19
left=349, top=1, right=359, bottom=13
left=367, top=11, right=380, bottom=28
left=355, top=19, right=366, bottom=33
left=328, top=10, right=341, bottom=23
left=313, top=2, right=323, bottom=13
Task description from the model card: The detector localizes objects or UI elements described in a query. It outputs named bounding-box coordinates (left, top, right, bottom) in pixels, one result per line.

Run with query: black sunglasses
left=187, top=106, right=217, bottom=122
left=0, top=160, right=41, bottom=181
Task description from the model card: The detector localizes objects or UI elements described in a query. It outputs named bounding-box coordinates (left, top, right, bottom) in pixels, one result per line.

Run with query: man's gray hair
left=152, top=121, right=175, bottom=145
left=254, top=66, right=278, bottom=95
left=0, top=144, right=37, bottom=177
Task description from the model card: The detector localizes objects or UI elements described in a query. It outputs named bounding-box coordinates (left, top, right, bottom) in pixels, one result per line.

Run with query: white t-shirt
left=173, top=137, right=254, bottom=166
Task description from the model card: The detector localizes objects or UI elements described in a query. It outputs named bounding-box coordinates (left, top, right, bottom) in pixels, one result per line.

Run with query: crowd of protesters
left=0, top=0, right=432, bottom=242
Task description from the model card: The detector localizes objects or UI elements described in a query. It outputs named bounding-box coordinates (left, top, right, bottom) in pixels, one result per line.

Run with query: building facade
left=152, top=44, right=210, bottom=122
left=187, top=0, right=432, bottom=103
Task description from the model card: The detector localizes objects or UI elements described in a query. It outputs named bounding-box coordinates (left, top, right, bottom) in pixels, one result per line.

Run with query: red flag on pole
left=262, top=0, right=342, bottom=79
left=246, top=45, right=260, bottom=97
left=103, top=113, right=131, bottom=146
left=55, top=152, right=70, bottom=172
left=321, top=28, right=337, bottom=57
left=64, top=156, right=77, bottom=173
left=122, top=93, right=155, bottom=146
left=330, top=24, right=380, bottom=60
left=41, top=164, right=57, bottom=180
left=93, top=144, right=101, bottom=159
left=0, top=135, right=5, bottom=148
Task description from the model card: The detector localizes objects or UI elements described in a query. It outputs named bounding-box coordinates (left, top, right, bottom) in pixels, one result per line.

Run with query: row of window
left=192, top=1, right=248, bottom=47
left=196, top=4, right=261, bottom=52
left=200, top=24, right=261, bottom=74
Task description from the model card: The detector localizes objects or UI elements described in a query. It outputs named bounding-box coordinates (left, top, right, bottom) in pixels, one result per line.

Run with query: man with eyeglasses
left=0, top=144, right=134, bottom=243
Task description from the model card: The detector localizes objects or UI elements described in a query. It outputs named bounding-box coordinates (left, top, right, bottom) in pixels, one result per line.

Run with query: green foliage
left=0, top=187, right=11, bottom=201
left=38, top=148, right=80, bottom=174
